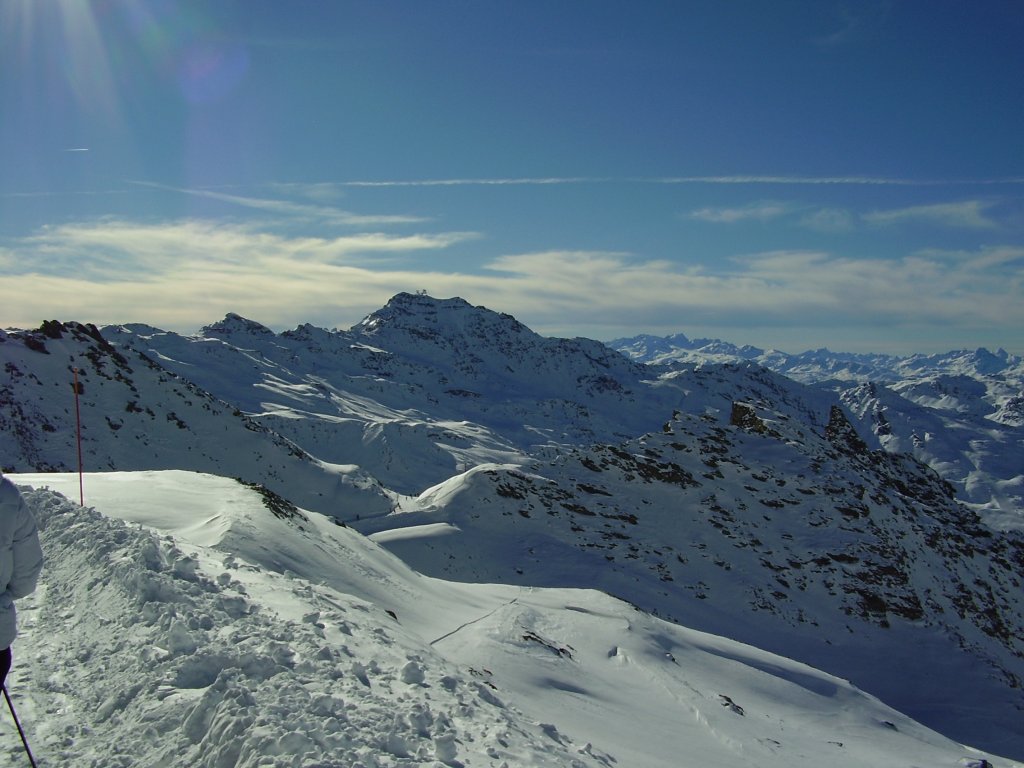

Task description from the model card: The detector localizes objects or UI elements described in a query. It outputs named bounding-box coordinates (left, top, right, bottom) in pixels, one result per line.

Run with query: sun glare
left=5, top=0, right=248, bottom=110
left=2, top=0, right=121, bottom=121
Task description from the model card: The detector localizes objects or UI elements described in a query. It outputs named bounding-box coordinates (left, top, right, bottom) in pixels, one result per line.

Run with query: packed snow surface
left=3, top=471, right=1014, bottom=767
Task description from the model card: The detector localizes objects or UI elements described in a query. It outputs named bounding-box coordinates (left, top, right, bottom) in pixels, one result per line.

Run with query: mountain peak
left=360, top=293, right=478, bottom=325
left=201, top=313, right=275, bottom=338
left=390, top=291, right=472, bottom=309
left=356, top=293, right=534, bottom=341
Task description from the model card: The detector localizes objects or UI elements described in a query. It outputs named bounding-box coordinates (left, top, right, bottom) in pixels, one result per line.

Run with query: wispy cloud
left=652, top=175, right=1024, bottom=187
left=335, top=177, right=607, bottom=188
left=1, top=188, right=133, bottom=199
left=130, top=181, right=429, bottom=226
left=915, top=245, right=1024, bottom=271
left=308, top=175, right=1024, bottom=189
left=687, top=201, right=857, bottom=232
left=688, top=201, right=792, bottom=223
left=812, top=2, right=890, bottom=49
left=798, top=208, right=856, bottom=232
left=8, top=219, right=478, bottom=280
left=658, top=175, right=919, bottom=186
left=23, top=176, right=1019, bottom=210
left=263, top=182, right=348, bottom=203
left=863, top=200, right=1001, bottom=229
left=691, top=199, right=1006, bottom=232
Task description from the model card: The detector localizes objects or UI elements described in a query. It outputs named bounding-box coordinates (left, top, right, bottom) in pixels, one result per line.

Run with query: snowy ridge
left=7, top=472, right=1014, bottom=768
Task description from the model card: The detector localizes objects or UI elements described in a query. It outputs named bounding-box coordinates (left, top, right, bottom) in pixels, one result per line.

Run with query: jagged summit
left=355, top=292, right=537, bottom=347
left=281, top=321, right=339, bottom=342
left=200, top=312, right=276, bottom=338
left=360, top=291, right=483, bottom=321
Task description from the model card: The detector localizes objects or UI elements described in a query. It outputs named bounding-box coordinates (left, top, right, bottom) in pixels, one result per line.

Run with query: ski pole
left=2, top=685, right=38, bottom=768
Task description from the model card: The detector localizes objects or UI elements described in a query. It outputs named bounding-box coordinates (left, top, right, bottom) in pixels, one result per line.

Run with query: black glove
left=0, top=647, right=11, bottom=688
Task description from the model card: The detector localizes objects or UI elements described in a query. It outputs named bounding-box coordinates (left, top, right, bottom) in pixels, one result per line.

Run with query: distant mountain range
left=610, top=331, right=1024, bottom=530
left=2, top=292, right=1023, bottom=758
left=610, top=331, right=1024, bottom=387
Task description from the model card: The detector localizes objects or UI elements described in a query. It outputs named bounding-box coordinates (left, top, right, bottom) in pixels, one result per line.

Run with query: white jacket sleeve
left=8, top=491, right=42, bottom=600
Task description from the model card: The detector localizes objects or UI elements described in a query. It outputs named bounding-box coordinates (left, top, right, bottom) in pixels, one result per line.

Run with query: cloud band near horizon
left=1, top=218, right=1020, bottom=355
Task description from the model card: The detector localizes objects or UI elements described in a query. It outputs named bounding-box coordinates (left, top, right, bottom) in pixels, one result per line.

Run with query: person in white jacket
left=0, top=473, right=43, bottom=688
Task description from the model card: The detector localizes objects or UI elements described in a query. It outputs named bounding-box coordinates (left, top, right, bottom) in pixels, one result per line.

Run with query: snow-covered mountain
left=2, top=293, right=1023, bottom=761
left=8, top=472, right=1010, bottom=768
left=98, top=295, right=665, bottom=497
left=611, top=333, right=1024, bottom=528
left=0, top=320, right=391, bottom=517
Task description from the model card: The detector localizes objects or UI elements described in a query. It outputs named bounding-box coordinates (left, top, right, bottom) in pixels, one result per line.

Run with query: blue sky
left=1, top=0, right=1022, bottom=354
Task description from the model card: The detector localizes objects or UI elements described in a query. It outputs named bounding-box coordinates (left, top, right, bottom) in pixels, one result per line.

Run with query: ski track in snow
left=429, top=598, right=521, bottom=647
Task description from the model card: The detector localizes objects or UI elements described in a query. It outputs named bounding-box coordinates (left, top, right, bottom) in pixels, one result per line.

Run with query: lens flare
left=1, top=0, right=249, bottom=125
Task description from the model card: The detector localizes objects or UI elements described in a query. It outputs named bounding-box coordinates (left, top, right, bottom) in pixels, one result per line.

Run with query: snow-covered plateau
left=1, top=292, right=1022, bottom=764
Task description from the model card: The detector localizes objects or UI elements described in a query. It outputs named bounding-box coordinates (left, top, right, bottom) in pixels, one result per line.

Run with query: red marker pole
left=73, top=367, right=84, bottom=506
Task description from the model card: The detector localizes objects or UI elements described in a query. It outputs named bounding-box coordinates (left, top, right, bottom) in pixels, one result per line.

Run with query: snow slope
left=355, top=397, right=1024, bottom=758
left=6, top=472, right=1013, bottom=768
